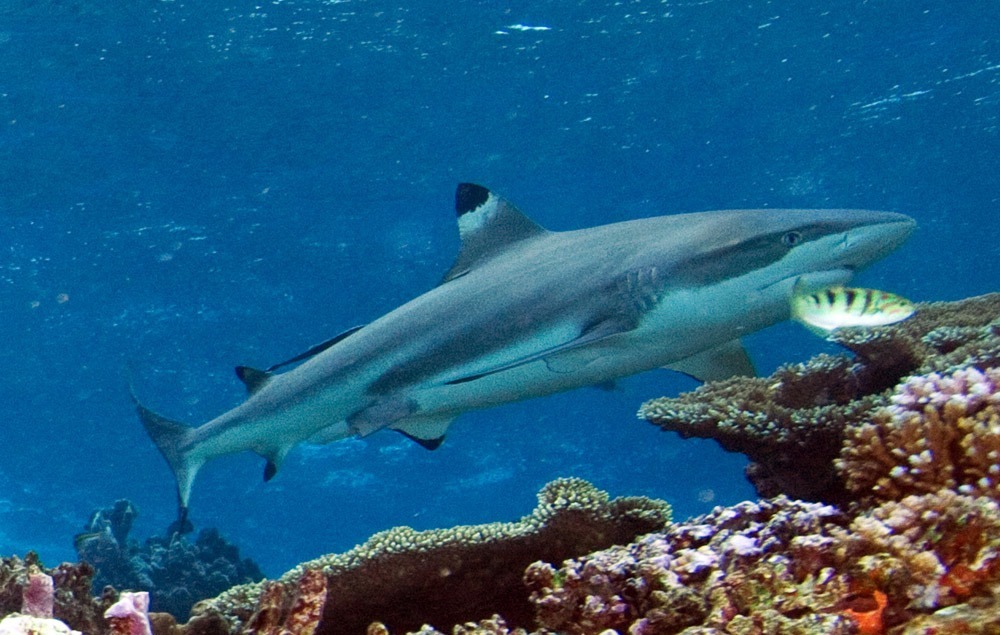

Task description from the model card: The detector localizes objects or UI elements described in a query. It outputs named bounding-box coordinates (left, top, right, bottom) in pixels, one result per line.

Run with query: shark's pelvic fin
left=664, top=339, right=756, bottom=382
left=391, top=415, right=455, bottom=450
left=348, top=396, right=419, bottom=437
left=442, top=183, right=550, bottom=283
left=235, top=366, right=274, bottom=394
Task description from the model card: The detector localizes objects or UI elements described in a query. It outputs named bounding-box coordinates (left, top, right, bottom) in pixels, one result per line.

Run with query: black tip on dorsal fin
left=235, top=366, right=273, bottom=395
left=455, top=183, right=491, bottom=217
left=441, top=183, right=548, bottom=283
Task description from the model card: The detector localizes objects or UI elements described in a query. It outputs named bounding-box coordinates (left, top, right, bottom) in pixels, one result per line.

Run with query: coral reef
left=184, top=478, right=671, bottom=635
left=76, top=500, right=264, bottom=619
left=638, top=292, right=1000, bottom=503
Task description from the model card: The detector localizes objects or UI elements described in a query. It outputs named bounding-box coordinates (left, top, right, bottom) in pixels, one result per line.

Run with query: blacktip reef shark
left=133, top=183, right=915, bottom=529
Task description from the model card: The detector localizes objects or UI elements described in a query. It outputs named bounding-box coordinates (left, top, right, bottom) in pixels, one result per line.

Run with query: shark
left=133, top=183, right=915, bottom=528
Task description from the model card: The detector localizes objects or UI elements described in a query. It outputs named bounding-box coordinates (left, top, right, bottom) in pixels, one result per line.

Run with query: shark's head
left=746, top=208, right=917, bottom=295
left=664, top=207, right=916, bottom=329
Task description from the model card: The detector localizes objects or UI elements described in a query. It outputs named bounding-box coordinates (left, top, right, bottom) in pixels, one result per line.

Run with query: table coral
left=185, top=478, right=671, bottom=635
left=837, top=366, right=1000, bottom=503
left=638, top=293, right=1000, bottom=503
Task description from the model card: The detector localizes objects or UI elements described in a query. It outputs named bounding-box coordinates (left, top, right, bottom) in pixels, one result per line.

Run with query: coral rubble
left=76, top=500, right=264, bottom=619
left=185, top=478, right=671, bottom=635
left=638, top=293, right=1000, bottom=503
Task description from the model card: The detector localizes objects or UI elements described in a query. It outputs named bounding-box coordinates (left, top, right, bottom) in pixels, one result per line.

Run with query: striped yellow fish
left=790, top=283, right=915, bottom=334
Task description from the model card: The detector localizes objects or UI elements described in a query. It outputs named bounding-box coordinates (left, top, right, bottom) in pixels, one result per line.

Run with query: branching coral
left=186, top=479, right=671, bottom=635
left=837, top=367, right=1000, bottom=502
left=639, top=293, right=1000, bottom=503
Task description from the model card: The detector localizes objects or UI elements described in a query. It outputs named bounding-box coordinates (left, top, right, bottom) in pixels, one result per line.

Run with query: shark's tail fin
left=130, top=391, right=201, bottom=534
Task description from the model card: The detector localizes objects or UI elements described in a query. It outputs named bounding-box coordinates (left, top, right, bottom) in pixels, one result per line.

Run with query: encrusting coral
left=638, top=292, right=1000, bottom=503
left=182, top=478, right=671, bottom=635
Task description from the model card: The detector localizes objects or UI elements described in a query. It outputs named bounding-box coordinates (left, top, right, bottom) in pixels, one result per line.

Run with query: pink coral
left=22, top=567, right=54, bottom=619
left=104, top=591, right=152, bottom=635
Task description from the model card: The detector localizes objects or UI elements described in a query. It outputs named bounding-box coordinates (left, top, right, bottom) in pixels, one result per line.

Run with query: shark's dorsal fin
left=263, top=324, right=366, bottom=373
left=664, top=339, right=756, bottom=383
left=235, top=366, right=274, bottom=394
left=442, top=183, right=549, bottom=283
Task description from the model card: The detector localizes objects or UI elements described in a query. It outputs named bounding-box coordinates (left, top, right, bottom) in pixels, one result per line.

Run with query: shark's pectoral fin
left=391, top=415, right=456, bottom=450
left=442, top=184, right=550, bottom=283
left=664, top=339, right=756, bottom=383
left=235, top=366, right=274, bottom=394
left=263, top=324, right=366, bottom=373
left=446, top=319, right=630, bottom=385
left=348, top=396, right=419, bottom=437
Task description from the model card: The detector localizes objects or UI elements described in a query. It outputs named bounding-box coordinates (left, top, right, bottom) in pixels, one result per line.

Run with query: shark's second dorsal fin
left=442, top=183, right=549, bottom=283
left=235, top=366, right=274, bottom=394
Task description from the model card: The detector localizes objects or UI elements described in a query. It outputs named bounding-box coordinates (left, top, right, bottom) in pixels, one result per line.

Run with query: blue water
left=0, top=0, right=996, bottom=576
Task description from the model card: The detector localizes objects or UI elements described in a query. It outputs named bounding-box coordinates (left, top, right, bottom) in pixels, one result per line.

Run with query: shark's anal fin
left=235, top=366, right=274, bottom=394
left=664, top=339, right=756, bottom=383
left=442, top=184, right=550, bottom=283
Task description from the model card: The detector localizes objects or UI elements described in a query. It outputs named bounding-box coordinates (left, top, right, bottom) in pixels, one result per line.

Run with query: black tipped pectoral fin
left=664, top=339, right=756, bottom=383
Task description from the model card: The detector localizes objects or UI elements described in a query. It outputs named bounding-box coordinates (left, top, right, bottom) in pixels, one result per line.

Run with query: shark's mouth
left=758, top=267, right=855, bottom=295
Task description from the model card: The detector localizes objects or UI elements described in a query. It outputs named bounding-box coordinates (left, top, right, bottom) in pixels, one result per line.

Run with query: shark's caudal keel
left=134, top=183, right=915, bottom=526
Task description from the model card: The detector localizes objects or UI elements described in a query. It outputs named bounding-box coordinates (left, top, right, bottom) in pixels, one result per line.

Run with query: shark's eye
left=781, top=231, right=803, bottom=247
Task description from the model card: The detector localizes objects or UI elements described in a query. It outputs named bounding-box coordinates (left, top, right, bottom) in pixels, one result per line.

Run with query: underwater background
left=0, top=0, right=996, bottom=577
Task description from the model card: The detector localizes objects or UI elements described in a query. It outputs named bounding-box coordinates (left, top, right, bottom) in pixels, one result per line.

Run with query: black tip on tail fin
left=167, top=506, right=194, bottom=537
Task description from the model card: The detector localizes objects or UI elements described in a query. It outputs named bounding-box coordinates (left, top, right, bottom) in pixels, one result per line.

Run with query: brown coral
left=639, top=293, right=1000, bottom=504
left=184, top=478, right=671, bottom=635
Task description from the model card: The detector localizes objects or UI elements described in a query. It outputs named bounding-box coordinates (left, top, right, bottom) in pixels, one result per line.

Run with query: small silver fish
left=791, top=283, right=915, bottom=334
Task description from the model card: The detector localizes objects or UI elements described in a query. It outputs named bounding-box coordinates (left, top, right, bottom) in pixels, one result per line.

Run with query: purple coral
left=22, top=568, right=54, bottom=618
left=104, top=591, right=152, bottom=635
